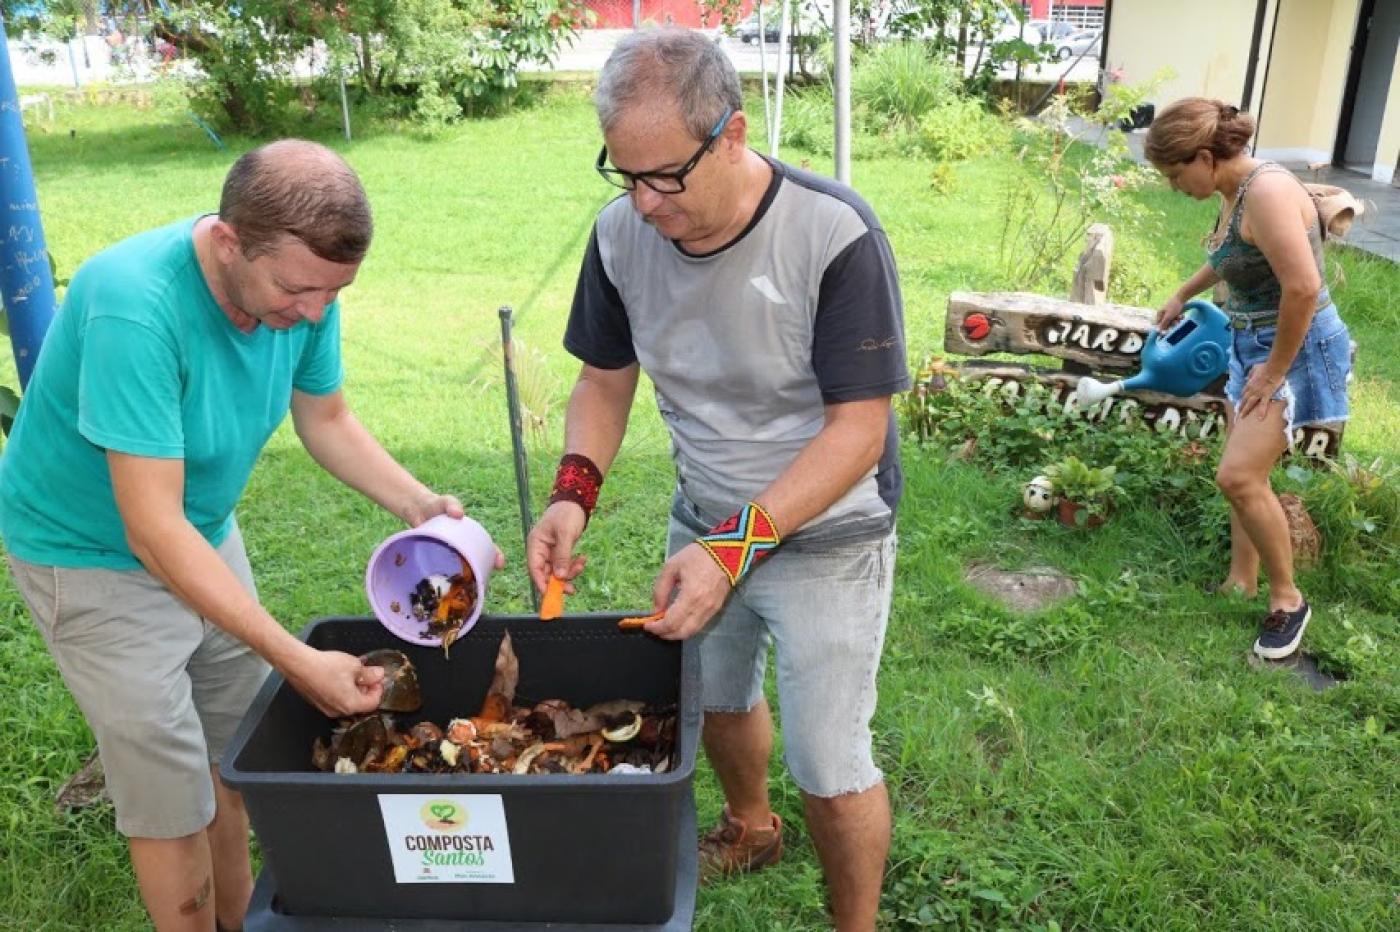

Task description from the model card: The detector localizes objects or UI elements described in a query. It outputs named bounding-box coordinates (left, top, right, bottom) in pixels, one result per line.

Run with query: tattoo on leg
left=178, top=876, right=212, bottom=916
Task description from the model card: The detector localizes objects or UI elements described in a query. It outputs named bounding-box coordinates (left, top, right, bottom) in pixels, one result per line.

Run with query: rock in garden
left=963, top=563, right=1078, bottom=614
left=1278, top=493, right=1320, bottom=568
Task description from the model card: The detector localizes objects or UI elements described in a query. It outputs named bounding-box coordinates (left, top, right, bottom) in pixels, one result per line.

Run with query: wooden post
left=1070, top=223, right=1113, bottom=306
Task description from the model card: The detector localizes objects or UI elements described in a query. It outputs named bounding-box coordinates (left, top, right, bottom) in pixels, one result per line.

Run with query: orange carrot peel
left=539, top=575, right=566, bottom=621
left=618, top=611, right=665, bottom=630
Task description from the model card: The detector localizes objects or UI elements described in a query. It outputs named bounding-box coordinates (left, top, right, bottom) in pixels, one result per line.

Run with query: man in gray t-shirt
left=526, top=29, right=907, bottom=930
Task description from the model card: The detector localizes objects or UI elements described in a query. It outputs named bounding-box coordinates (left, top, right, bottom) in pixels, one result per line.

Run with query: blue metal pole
left=1, top=14, right=58, bottom=389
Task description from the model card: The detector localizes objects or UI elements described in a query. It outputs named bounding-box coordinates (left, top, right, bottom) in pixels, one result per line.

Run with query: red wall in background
left=1024, top=1, right=1106, bottom=18
left=587, top=0, right=757, bottom=30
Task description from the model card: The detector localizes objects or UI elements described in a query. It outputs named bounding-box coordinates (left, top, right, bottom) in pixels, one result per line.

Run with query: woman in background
left=1146, top=97, right=1351, bottom=660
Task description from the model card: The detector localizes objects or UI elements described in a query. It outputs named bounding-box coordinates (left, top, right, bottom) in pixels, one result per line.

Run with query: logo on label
left=750, top=275, right=787, bottom=305
left=420, top=799, right=468, bottom=832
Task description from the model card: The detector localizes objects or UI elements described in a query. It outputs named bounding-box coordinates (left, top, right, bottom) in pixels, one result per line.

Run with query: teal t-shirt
left=0, top=217, right=344, bottom=569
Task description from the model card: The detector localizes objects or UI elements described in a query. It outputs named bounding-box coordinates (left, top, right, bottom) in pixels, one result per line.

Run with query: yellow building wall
left=1255, top=0, right=1359, bottom=160
left=1103, top=0, right=1259, bottom=107
left=1106, top=0, right=1385, bottom=165
left=1372, top=44, right=1400, bottom=183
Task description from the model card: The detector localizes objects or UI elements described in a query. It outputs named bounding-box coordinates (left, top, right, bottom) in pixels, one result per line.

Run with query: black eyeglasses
left=595, top=108, right=734, bottom=194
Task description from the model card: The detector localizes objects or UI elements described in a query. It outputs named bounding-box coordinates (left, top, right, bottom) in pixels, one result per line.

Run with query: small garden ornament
left=1022, top=475, right=1056, bottom=514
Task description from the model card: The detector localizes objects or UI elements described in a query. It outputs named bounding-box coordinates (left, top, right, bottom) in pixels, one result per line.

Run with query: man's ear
left=721, top=110, right=749, bottom=160
left=208, top=220, right=242, bottom=262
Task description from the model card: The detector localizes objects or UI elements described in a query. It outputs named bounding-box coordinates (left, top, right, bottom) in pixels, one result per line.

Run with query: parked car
left=737, top=11, right=781, bottom=44
left=1056, top=29, right=1101, bottom=60
left=1030, top=19, right=1077, bottom=43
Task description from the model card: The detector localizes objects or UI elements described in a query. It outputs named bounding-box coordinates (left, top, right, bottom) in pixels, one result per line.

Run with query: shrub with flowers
left=997, top=79, right=1166, bottom=292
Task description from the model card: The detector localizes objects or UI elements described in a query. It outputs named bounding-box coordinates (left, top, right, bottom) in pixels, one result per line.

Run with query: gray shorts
left=667, top=515, right=895, bottom=798
left=7, top=522, right=271, bottom=838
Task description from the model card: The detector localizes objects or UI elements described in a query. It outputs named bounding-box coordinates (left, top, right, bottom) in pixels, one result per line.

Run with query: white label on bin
left=377, top=794, right=515, bottom=884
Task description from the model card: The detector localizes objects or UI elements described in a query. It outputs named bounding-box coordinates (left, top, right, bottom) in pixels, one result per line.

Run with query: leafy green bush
left=1044, top=455, right=1120, bottom=515
left=156, top=0, right=586, bottom=133
left=900, top=363, right=1226, bottom=544
left=1287, top=455, right=1400, bottom=613
left=853, top=41, right=960, bottom=133
left=785, top=38, right=1006, bottom=164
left=997, top=93, right=1164, bottom=291
left=910, top=95, right=1006, bottom=162
left=778, top=86, right=836, bottom=156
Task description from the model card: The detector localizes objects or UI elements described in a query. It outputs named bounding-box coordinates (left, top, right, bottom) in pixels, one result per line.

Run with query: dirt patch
left=964, top=563, right=1078, bottom=614
left=1246, top=650, right=1342, bottom=692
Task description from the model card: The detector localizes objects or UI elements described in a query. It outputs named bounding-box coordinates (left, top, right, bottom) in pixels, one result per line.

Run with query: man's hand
left=402, top=491, right=464, bottom=527
left=643, top=543, right=732, bottom=641
left=282, top=646, right=386, bottom=718
left=526, top=501, right=588, bottom=595
left=402, top=493, right=506, bottom=569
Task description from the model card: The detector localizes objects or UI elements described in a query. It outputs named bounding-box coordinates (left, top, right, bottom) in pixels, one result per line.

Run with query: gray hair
left=595, top=28, right=742, bottom=141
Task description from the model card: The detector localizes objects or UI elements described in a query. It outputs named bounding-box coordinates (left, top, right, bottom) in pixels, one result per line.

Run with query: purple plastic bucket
left=364, top=515, right=496, bottom=646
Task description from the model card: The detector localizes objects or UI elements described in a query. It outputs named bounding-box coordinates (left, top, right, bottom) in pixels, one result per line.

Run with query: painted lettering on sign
left=1042, top=320, right=1144, bottom=357
left=968, top=371, right=1339, bottom=460
left=976, top=375, right=1225, bottom=440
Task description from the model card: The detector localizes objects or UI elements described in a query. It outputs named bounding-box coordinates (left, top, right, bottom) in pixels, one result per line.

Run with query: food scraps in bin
left=310, top=648, right=422, bottom=773
left=409, top=558, right=477, bottom=656
left=311, top=633, right=677, bottom=776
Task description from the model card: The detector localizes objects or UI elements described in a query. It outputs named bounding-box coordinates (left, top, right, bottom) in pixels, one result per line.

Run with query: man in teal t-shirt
left=0, top=140, right=477, bottom=931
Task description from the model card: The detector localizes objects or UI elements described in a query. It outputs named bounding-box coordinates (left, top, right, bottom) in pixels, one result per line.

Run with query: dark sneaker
left=1254, top=600, right=1311, bottom=660
left=698, top=805, right=783, bottom=882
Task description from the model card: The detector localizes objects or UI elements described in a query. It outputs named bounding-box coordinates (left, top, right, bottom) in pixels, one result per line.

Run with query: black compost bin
left=221, top=615, right=700, bottom=926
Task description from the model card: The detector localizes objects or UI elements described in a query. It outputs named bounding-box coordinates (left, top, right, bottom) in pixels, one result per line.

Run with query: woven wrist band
left=548, top=453, right=603, bottom=523
left=696, top=501, right=782, bottom=587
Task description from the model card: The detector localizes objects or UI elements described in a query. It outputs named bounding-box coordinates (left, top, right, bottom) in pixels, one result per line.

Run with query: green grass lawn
left=1, top=87, right=1395, bottom=931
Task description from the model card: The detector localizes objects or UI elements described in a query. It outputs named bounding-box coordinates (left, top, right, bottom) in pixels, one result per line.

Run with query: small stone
left=1278, top=493, right=1320, bottom=569
left=964, top=563, right=1078, bottom=614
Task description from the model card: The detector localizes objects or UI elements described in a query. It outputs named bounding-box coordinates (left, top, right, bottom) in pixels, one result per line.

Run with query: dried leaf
left=487, top=632, right=519, bottom=702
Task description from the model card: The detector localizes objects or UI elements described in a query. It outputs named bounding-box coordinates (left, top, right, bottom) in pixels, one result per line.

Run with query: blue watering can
left=1075, top=299, right=1231, bottom=405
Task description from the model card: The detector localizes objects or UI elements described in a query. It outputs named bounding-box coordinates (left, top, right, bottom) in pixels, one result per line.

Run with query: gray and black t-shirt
left=565, top=156, right=909, bottom=545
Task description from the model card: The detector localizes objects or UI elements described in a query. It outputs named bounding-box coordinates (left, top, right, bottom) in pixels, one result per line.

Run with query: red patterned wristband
left=549, top=453, right=603, bottom=523
left=696, top=501, right=782, bottom=587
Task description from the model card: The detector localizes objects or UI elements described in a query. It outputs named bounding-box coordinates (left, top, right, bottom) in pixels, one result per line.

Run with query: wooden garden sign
left=942, top=291, right=1343, bottom=461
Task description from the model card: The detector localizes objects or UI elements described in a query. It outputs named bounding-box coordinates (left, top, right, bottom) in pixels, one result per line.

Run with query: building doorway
left=1336, top=0, right=1400, bottom=172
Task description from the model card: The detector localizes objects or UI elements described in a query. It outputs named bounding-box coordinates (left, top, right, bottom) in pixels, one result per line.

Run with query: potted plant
left=1044, top=456, right=1120, bottom=528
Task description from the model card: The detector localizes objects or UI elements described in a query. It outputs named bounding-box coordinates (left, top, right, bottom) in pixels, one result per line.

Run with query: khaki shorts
left=8, top=522, right=271, bottom=838
left=668, top=511, right=896, bottom=798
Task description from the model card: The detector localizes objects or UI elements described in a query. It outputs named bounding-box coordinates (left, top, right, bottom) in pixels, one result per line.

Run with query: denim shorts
left=1225, top=304, right=1351, bottom=433
left=7, top=522, right=270, bottom=838
left=667, top=508, right=895, bottom=798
